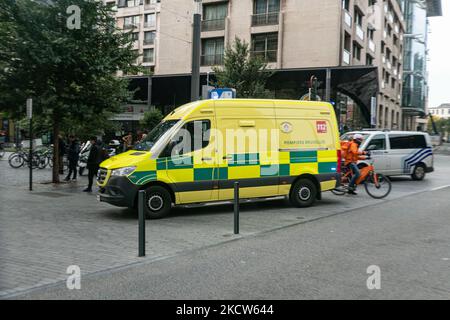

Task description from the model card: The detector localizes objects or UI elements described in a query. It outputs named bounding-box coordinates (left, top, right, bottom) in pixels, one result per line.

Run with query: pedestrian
left=64, top=135, right=80, bottom=182
left=122, top=132, right=133, bottom=152
left=58, top=134, right=66, bottom=175
left=83, top=136, right=101, bottom=193
left=141, top=130, right=148, bottom=141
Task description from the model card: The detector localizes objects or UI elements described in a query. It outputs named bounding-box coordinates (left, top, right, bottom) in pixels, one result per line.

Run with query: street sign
left=208, top=88, right=236, bottom=100
left=26, top=98, right=32, bottom=119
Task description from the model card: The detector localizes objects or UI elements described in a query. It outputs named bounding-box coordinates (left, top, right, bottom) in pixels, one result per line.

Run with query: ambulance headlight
left=111, top=166, right=136, bottom=177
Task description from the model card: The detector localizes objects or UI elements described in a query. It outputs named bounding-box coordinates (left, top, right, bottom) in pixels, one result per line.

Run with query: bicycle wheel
left=364, top=173, right=392, bottom=199
left=0, top=148, right=5, bottom=158
left=38, top=155, right=49, bottom=169
left=9, top=154, right=24, bottom=168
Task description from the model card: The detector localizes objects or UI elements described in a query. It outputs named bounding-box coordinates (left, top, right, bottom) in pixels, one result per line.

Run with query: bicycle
left=8, top=149, right=41, bottom=169
left=332, top=154, right=392, bottom=199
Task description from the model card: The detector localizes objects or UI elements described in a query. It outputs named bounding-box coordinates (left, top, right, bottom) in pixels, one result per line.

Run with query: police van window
left=367, top=134, right=386, bottom=150
left=389, top=134, right=427, bottom=149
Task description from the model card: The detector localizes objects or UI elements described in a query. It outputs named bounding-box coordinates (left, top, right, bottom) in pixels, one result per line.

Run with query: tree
left=140, top=108, right=164, bottom=130
left=213, top=37, right=273, bottom=98
left=0, top=0, right=140, bottom=182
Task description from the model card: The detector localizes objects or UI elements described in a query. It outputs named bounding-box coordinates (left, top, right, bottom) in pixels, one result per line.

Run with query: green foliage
left=0, top=0, right=140, bottom=181
left=213, top=37, right=273, bottom=99
left=140, top=108, right=164, bottom=130
left=428, top=116, right=450, bottom=134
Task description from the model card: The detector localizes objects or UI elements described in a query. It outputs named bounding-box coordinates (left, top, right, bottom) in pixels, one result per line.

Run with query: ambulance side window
left=183, top=119, right=211, bottom=153
left=161, top=120, right=211, bottom=157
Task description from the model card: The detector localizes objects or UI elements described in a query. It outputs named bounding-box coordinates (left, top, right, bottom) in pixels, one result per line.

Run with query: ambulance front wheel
left=290, top=179, right=317, bottom=208
left=143, top=186, right=172, bottom=219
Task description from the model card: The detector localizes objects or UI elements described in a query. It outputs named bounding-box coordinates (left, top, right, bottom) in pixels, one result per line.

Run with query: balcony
left=252, top=50, right=277, bottom=63
left=201, top=54, right=224, bottom=66
left=343, top=49, right=351, bottom=65
left=143, top=56, right=154, bottom=63
left=124, top=23, right=138, bottom=30
left=201, top=19, right=226, bottom=32
left=143, top=38, right=155, bottom=45
left=251, top=12, right=279, bottom=27
left=144, top=22, right=156, bottom=29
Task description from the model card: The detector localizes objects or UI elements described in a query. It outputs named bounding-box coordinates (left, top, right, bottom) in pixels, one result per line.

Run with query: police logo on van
left=281, top=122, right=293, bottom=133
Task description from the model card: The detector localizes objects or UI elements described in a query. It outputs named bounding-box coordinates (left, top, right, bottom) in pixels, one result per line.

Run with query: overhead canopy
left=129, top=66, right=379, bottom=125
left=266, top=66, right=379, bottom=124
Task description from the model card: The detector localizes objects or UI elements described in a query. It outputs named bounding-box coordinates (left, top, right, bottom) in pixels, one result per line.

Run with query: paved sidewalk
left=1, top=156, right=450, bottom=298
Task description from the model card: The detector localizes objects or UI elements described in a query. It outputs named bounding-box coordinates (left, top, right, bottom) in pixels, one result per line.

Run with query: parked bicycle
left=332, top=153, right=392, bottom=199
left=8, top=149, right=40, bottom=169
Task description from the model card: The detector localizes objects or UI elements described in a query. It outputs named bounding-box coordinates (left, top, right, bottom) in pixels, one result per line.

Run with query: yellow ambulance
left=97, top=99, right=341, bottom=218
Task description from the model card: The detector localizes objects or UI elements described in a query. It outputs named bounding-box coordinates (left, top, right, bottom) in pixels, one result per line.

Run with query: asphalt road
left=14, top=186, right=450, bottom=300
left=2, top=154, right=450, bottom=299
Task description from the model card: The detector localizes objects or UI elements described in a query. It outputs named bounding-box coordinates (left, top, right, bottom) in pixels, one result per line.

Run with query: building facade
left=429, top=103, right=450, bottom=119
left=109, top=0, right=411, bottom=130
left=400, top=0, right=442, bottom=131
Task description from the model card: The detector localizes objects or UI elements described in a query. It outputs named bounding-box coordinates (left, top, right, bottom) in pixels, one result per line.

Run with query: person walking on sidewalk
left=64, top=135, right=80, bottom=181
left=83, top=136, right=101, bottom=193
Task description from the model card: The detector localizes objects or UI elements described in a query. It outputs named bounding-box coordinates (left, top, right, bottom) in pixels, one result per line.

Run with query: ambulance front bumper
left=98, top=176, right=139, bottom=208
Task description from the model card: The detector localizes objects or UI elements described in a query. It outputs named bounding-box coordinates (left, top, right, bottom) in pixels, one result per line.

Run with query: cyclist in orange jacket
left=345, top=134, right=368, bottom=195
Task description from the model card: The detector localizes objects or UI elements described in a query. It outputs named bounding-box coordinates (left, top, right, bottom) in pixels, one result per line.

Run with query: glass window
left=251, top=33, right=278, bottom=62
left=367, top=134, right=386, bottom=150
left=134, top=120, right=180, bottom=151
left=143, top=48, right=154, bottom=62
left=164, top=120, right=211, bottom=156
left=203, top=3, right=228, bottom=20
left=389, top=134, right=427, bottom=149
left=145, top=14, right=156, bottom=27
left=254, top=0, right=280, bottom=14
left=144, top=31, right=156, bottom=45
left=201, top=38, right=224, bottom=66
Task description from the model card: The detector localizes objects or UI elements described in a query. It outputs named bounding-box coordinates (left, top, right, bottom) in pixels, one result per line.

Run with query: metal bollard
left=138, top=190, right=146, bottom=257
left=234, top=182, right=240, bottom=235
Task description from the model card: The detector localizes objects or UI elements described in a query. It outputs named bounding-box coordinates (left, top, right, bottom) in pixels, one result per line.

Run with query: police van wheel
left=290, top=179, right=317, bottom=208
left=412, top=164, right=426, bottom=181
left=144, top=186, right=172, bottom=219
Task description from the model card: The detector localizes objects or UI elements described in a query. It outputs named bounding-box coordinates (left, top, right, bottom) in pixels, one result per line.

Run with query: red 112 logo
left=316, top=121, right=327, bottom=133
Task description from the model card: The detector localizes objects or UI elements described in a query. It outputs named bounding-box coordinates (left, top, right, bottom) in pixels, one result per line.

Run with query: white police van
left=342, top=130, right=434, bottom=180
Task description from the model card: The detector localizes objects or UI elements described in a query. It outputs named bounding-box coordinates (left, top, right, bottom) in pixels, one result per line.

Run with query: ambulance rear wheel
left=144, top=186, right=172, bottom=219
left=290, top=179, right=317, bottom=208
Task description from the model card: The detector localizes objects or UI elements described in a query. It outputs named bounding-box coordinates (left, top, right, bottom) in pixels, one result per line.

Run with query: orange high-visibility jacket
left=344, top=141, right=365, bottom=165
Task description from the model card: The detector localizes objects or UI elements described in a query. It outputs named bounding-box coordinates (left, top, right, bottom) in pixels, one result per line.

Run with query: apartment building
left=110, top=0, right=409, bottom=129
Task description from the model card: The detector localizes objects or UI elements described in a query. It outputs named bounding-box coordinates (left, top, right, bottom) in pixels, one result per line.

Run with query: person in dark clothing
left=58, top=135, right=66, bottom=175
left=83, top=136, right=101, bottom=193
left=64, top=135, right=80, bottom=181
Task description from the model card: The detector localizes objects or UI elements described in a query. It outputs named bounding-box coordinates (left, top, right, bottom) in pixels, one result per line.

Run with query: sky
left=427, top=0, right=450, bottom=108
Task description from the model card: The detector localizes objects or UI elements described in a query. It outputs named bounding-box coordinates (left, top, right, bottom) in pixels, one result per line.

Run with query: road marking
left=431, top=185, right=450, bottom=192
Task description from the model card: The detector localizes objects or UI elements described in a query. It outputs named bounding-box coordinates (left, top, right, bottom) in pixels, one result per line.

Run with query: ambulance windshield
left=134, top=120, right=180, bottom=151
